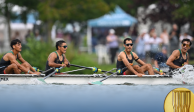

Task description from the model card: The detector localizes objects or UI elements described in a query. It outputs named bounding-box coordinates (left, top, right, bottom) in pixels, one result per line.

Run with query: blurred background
left=0, top=0, right=193, bottom=73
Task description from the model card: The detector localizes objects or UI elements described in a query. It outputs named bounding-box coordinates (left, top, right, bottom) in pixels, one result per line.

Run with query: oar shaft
left=70, top=64, right=92, bottom=70
left=99, top=67, right=127, bottom=82
left=43, top=67, right=63, bottom=80
left=0, top=66, right=6, bottom=69
left=42, top=67, right=55, bottom=74
left=70, top=64, right=115, bottom=74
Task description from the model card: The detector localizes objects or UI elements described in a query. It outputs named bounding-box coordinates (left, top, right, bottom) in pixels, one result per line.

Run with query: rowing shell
left=0, top=74, right=184, bottom=85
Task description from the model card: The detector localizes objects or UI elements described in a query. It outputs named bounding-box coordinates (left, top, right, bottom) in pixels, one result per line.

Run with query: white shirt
left=179, top=35, right=193, bottom=41
left=143, top=33, right=151, bottom=51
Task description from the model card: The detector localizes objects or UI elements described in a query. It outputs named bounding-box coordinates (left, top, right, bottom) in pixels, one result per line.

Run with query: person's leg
left=109, top=48, right=114, bottom=64
left=123, top=65, right=144, bottom=75
left=140, top=64, right=155, bottom=75
left=4, top=64, right=21, bottom=74
left=21, top=62, right=35, bottom=72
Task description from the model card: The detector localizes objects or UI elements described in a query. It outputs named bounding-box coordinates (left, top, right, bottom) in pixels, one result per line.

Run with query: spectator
left=25, top=30, right=34, bottom=43
left=150, top=33, right=162, bottom=64
left=135, top=32, right=146, bottom=61
left=35, top=30, right=41, bottom=41
left=169, top=30, right=178, bottom=54
left=154, top=47, right=168, bottom=68
left=179, top=32, right=193, bottom=42
left=144, top=27, right=155, bottom=63
left=106, top=29, right=119, bottom=64
left=160, top=28, right=169, bottom=55
left=11, top=31, right=22, bottom=41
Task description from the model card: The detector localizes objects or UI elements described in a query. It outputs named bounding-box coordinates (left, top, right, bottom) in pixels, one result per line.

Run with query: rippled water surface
left=0, top=84, right=193, bottom=112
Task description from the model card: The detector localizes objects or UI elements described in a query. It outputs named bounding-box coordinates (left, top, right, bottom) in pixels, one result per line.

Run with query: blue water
left=0, top=84, right=193, bottom=112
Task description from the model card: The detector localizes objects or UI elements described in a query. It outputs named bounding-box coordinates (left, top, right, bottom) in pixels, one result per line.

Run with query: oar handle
left=43, top=67, right=63, bottom=80
left=70, top=64, right=114, bottom=73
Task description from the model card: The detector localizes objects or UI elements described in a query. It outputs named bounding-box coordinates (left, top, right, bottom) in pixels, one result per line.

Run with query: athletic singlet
left=116, top=51, right=134, bottom=72
left=0, top=51, right=18, bottom=67
left=0, top=51, right=18, bottom=73
left=170, top=49, right=188, bottom=71
left=45, top=51, right=64, bottom=75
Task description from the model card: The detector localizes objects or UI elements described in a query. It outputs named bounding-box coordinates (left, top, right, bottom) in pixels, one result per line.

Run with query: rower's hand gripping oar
left=38, top=67, right=63, bottom=83
left=89, top=67, right=127, bottom=85
left=70, top=64, right=115, bottom=74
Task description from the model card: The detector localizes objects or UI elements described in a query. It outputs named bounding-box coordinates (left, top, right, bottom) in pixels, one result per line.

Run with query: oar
left=38, top=67, right=63, bottom=83
left=33, top=67, right=55, bottom=74
left=89, top=67, right=127, bottom=85
left=70, top=64, right=115, bottom=74
left=0, top=66, right=6, bottom=69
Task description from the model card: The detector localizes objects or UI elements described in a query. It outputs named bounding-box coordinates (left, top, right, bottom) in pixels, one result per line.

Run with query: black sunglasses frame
left=61, top=45, right=68, bottom=48
left=125, top=43, right=133, bottom=46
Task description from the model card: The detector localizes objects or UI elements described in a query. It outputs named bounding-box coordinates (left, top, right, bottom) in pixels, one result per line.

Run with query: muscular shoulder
left=172, top=50, right=180, bottom=56
left=131, top=52, right=138, bottom=59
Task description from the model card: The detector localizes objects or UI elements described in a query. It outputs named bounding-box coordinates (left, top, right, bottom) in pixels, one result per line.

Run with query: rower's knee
left=22, top=62, right=30, bottom=67
left=133, top=65, right=140, bottom=70
left=10, top=63, right=18, bottom=69
left=146, top=64, right=152, bottom=69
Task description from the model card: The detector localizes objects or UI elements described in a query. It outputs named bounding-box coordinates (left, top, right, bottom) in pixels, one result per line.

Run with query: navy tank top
left=170, top=49, right=188, bottom=70
left=45, top=51, right=64, bottom=75
left=0, top=51, right=18, bottom=67
left=116, top=51, right=134, bottom=71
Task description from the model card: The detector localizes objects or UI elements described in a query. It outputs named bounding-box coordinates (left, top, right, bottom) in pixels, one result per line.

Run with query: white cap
left=109, top=29, right=115, bottom=34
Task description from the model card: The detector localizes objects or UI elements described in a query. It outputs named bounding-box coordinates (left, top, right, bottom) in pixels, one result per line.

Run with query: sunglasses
left=182, top=43, right=190, bottom=47
left=61, top=45, right=68, bottom=48
left=125, top=43, right=133, bottom=46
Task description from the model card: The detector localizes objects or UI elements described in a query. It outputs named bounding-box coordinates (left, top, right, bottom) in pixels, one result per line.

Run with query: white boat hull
left=0, top=74, right=184, bottom=85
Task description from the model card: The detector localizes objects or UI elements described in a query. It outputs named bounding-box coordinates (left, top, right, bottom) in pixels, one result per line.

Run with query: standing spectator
left=35, top=30, right=41, bottom=41
left=135, top=32, right=146, bottom=61
left=144, top=27, right=155, bottom=63
left=25, top=30, right=34, bottom=43
left=11, top=31, right=22, bottom=41
left=71, top=27, right=80, bottom=49
left=172, top=24, right=179, bottom=38
left=106, top=29, right=119, bottom=64
left=160, top=28, right=169, bottom=55
left=150, top=33, right=162, bottom=65
left=154, top=47, right=168, bottom=68
left=169, top=30, right=178, bottom=54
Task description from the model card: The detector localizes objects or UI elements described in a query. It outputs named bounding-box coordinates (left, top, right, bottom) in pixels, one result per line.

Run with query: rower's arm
left=63, top=54, right=70, bottom=67
left=17, top=53, right=36, bottom=72
left=184, top=53, right=189, bottom=65
left=120, top=53, right=138, bottom=75
left=8, top=54, right=34, bottom=74
left=48, top=53, right=66, bottom=67
left=166, top=50, right=181, bottom=69
left=133, top=52, right=146, bottom=65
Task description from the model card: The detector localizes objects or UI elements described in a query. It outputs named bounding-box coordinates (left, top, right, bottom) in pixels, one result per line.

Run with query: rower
left=116, top=38, right=162, bottom=77
left=45, top=40, right=70, bottom=76
left=0, top=39, right=40, bottom=75
left=166, top=39, right=192, bottom=71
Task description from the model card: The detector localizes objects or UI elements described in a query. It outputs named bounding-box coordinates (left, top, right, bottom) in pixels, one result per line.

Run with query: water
left=0, top=84, right=194, bottom=112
